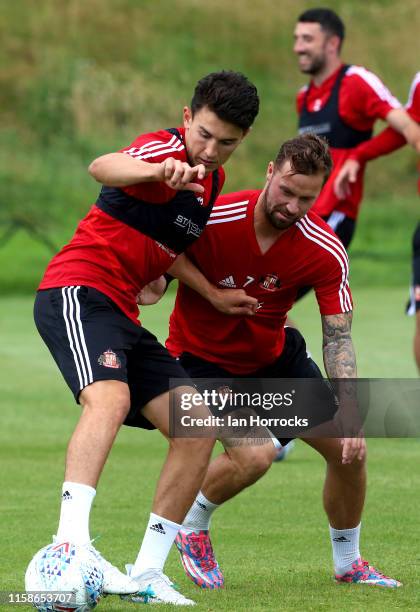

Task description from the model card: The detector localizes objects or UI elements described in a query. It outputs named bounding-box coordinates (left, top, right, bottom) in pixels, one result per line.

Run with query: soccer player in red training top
left=156, top=134, right=400, bottom=590
left=33, top=71, right=259, bottom=606
left=335, top=72, right=420, bottom=372
left=294, top=8, right=420, bottom=252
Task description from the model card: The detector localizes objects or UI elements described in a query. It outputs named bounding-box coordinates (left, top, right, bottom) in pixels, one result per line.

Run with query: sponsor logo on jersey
left=218, top=275, right=236, bottom=288
left=98, top=349, right=121, bottom=369
left=259, top=273, right=281, bottom=291
left=196, top=195, right=204, bottom=206
left=174, top=215, right=202, bottom=238
left=299, top=120, right=330, bottom=135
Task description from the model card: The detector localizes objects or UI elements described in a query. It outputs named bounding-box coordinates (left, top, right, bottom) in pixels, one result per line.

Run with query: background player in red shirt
left=335, top=73, right=420, bottom=372
left=294, top=8, right=420, bottom=251
left=140, top=134, right=399, bottom=590
left=33, top=71, right=259, bottom=605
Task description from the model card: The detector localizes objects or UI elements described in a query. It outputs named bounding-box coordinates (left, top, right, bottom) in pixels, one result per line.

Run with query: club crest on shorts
left=259, top=273, right=281, bottom=291
left=98, top=348, right=121, bottom=369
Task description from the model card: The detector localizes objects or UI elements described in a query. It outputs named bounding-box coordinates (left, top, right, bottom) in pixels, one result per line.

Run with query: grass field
left=1, top=291, right=419, bottom=611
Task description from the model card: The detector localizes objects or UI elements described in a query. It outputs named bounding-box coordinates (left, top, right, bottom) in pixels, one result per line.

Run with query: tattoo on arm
left=322, top=312, right=357, bottom=379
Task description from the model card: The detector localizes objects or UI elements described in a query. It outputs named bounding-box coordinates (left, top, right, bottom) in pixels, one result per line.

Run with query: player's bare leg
left=66, top=380, right=131, bottom=486
left=57, top=380, right=139, bottom=594
left=175, top=439, right=277, bottom=589
left=142, top=387, right=216, bottom=523
left=304, top=436, right=400, bottom=587
left=125, top=387, right=215, bottom=605
left=198, top=440, right=277, bottom=504
left=303, top=437, right=365, bottom=528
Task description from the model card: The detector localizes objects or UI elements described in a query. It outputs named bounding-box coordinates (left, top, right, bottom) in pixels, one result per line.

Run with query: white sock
left=132, top=513, right=181, bottom=576
left=329, top=523, right=361, bottom=574
left=183, top=491, right=219, bottom=533
left=56, top=481, right=96, bottom=545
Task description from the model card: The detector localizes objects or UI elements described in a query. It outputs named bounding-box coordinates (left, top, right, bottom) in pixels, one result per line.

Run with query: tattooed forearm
left=322, top=312, right=357, bottom=378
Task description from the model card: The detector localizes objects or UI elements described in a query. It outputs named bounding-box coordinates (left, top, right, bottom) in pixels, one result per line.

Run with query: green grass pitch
left=1, top=290, right=419, bottom=611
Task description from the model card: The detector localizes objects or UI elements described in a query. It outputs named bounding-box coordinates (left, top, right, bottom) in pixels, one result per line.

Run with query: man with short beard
left=294, top=8, right=420, bottom=252
left=140, top=134, right=401, bottom=591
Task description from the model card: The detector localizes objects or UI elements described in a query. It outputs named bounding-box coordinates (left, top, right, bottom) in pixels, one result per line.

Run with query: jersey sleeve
left=120, top=130, right=185, bottom=163
left=313, top=243, right=353, bottom=315
left=349, top=126, right=406, bottom=163
left=340, top=67, right=401, bottom=130
left=349, top=73, right=420, bottom=163
left=119, top=129, right=186, bottom=202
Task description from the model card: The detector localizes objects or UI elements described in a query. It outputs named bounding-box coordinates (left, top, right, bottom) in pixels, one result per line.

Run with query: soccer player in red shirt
left=335, top=72, right=420, bottom=372
left=150, top=134, right=400, bottom=590
left=294, top=8, right=420, bottom=252
left=33, top=71, right=259, bottom=605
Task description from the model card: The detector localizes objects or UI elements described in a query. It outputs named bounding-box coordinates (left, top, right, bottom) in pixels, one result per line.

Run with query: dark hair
left=298, top=7, right=345, bottom=47
left=191, top=71, right=259, bottom=131
left=274, top=133, right=332, bottom=183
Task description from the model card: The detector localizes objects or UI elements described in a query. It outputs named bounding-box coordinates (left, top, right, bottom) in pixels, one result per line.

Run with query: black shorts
left=323, top=211, right=356, bottom=250
left=406, top=223, right=420, bottom=315
left=179, top=327, right=337, bottom=444
left=34, top=286, right=189, bottom=429
left=295, top=212, right=355, bottom=302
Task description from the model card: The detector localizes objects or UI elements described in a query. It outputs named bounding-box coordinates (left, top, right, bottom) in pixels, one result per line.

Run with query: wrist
left=203, top=284, right=223, bottom=305
left=141, top=160, right=164, bottom=183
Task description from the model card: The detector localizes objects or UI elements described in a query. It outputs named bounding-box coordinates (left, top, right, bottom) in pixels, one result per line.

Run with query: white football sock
left=56, top=481, right=96, bottom=545
left=329, top=523, right=361, bottom=574
left=132, top=513, right=181, bottom=576
left=182, top=491, right=219, bottom=533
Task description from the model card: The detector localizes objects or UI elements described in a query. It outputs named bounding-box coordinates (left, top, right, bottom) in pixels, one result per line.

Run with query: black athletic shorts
left=179, top=327, right=338, bottom=445
left=406, top=223, right=420, bottom=315
left=295, top=212, right=355, bottom=302
left=34, top=286, right=189, bottom=429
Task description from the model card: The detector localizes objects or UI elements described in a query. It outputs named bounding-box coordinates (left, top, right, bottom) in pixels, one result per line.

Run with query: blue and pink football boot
left=335, top=558, right=402, bottom=587
left=175, top=530, right=224, bottom=589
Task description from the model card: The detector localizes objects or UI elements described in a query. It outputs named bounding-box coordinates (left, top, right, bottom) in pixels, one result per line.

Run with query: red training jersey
left=297, top=64, right=401, bottom=219
left=167, top=190, right=352, bottom=374
left=39, top=127, right=225, bottom=324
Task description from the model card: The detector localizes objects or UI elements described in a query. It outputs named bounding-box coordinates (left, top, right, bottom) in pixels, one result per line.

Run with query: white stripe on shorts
left=62, top=286, right=93, bottom=390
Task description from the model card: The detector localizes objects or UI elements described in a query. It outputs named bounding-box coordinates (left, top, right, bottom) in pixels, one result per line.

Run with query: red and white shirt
left=39, top=127, right=225, bottom=324
left=297, top=64, right=401, bottom=218
left=167, top=190, right=352, bottom=373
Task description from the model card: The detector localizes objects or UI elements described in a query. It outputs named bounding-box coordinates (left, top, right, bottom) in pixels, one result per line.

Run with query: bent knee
left=80, top=380, right=131, bottom=424
left=230, top=443, right=275, bottom=481
left=169, top=436, right=215, bottom=458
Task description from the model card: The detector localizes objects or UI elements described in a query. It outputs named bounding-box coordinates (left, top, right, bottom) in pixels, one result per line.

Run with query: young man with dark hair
left=294, top=8, right=420, bottom=252
left=141, top=133, right=400, bottom=591
left=33, top=70, right=259, bottom=606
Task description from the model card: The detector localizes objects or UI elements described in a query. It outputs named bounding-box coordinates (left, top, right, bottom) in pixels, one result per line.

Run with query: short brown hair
left=274, top=133, right=332, bottom=183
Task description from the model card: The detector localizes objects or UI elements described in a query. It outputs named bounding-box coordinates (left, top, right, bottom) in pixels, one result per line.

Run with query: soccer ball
left=25, top=541, right=103, bottom=611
